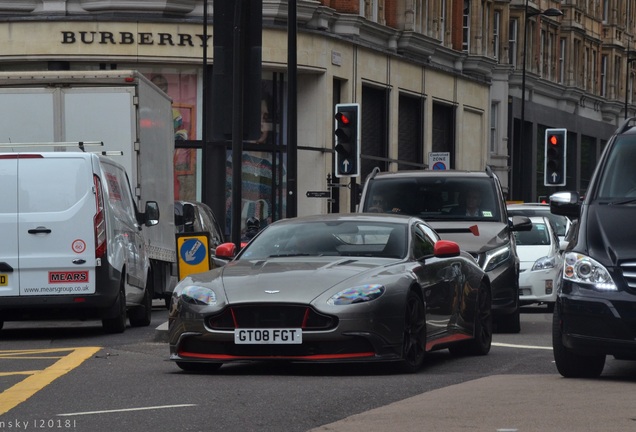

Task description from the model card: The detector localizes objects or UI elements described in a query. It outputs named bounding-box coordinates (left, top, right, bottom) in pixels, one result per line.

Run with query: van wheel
left=102, top=280, right=127, bottom=334
left=129, top=275, right=152, bottom=327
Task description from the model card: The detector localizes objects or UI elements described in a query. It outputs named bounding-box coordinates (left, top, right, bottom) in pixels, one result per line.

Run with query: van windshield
left=597, top=136, right=636, bottom=199
left=362, top=176, right=501, bottom=221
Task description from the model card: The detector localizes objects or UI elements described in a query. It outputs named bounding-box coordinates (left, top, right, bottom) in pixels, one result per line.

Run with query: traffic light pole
left=286, top=0, right=298, bottom=218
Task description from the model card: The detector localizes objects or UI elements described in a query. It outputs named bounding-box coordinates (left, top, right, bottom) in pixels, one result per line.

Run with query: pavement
left=156, top=320, right=635, bottom=432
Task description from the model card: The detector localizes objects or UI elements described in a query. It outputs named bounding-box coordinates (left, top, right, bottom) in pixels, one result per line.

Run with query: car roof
left=271, top=212, right=415, bottom=226
left=370, top=169, right=491, bottom=180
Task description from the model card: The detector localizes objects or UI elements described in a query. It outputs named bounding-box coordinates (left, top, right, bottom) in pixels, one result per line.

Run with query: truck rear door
left=17, top=154, right=97, bottom=296
left=0, top=155, right=19, bottom=296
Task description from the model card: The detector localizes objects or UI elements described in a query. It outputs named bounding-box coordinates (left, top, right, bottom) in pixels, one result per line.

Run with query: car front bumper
left=557, top=281, right=636, bottom=358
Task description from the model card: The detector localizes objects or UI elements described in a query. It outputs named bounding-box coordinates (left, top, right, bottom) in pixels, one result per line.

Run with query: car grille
left=207, top=304, right=337, bottom=331
left=620, top=261, right=636, bottom=289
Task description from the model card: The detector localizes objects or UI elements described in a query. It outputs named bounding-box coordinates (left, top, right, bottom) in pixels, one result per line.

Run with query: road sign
left=306, top=191, right=331, bottom=198
left=176, top=232, right=211, bottom=280
left=429, top=152, right=450, bottom=170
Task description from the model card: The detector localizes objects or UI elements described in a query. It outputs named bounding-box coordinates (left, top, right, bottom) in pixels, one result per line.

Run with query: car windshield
left=362, top=176, right=501, bottom=221
left=238, top=220, right=408, bottom=260
left=508, top=208, right=569, bottom=237
left=597, top=135, right=636, bottom=199
left=513, top=222, right=550, bottom=246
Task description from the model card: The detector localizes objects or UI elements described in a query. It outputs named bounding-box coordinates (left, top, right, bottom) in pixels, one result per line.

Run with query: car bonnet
left=585, top=202, right=636, bottom=265
left=218, top=257, right=396, bottom=303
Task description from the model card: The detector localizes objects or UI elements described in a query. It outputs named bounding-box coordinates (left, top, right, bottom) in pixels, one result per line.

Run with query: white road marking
left=493, top=342, right=552, bottom=350
left=57, top=404, right=197, bottom=416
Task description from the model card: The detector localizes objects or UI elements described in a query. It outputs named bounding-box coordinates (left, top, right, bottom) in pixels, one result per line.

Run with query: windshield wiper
left=609, top=198, right=636, bottom=205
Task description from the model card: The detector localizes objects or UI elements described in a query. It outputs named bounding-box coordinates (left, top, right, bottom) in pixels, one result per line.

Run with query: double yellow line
left=0, top=347, right=101, bottom=415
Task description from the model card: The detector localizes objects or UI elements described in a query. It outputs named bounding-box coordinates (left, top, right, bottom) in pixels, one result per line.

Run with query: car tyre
left=102, top=279, right=127, bottom=334
left=552, top=306, right=605, bottom=378
left=397, top=290, right=427, bottom=373
left=176, top=362, right=223, bottom=373
left=129, top=272, right=153, bottom=327
left=495, top=299, right=521, bottom=334
left=449, top=281, right=492, bottom=356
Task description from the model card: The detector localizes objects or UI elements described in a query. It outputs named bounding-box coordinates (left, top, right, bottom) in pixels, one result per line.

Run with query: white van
left=0, top=151, right=159, bottom=333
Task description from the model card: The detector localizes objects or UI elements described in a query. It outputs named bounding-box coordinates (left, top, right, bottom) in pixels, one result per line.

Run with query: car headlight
left=563, top=252, right=616, bottom=291
left=483, top=244, right=511, bottom=272
left=177, top=285, right=218, bottom=306
left=531, top=255, right=557, bottom=271
left=327, top=284, right=385, bottom=305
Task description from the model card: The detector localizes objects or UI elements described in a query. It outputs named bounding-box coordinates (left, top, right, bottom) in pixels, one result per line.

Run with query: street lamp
left=517, top=0, right=563, bottom=201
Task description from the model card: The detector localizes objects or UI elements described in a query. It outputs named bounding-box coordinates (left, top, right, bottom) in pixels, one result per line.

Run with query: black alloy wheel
left=398, top=290, right=427, bottom=373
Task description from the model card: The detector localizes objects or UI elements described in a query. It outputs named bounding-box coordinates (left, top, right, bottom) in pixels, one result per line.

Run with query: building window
left=490, top=101, right=499, bottom=153
left=559, top=38, right=566, bottom=84
left=440, top=0, right=447, bottom=44
left=540, top=30, right=546, bottom=77
left=509, top=18, right=518, bottom=67
left=615, top=55, right=622, bottom=99
left=462, top=0, right=470, bottom=53
left=493, top=11, right=500, bottom=60
left=601, top=54, right=608, bottom=97
left=592, top=49, right=597, bottom=93
left=584, top=46, right=589, bottom=90
left=602, top=0, right=609, bottom=23
left=360, top=0, right=379, bottom=22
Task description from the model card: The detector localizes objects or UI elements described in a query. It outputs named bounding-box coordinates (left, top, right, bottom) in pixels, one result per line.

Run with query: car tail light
left=93, top=174, right=107, bottom=259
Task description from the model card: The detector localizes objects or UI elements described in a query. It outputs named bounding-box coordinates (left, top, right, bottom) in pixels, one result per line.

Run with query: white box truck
left=0, top=70, right=177, bottom=304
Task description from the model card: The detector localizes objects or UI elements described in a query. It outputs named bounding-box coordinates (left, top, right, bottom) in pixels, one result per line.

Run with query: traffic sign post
left=176, top=232, right=211, bottom=280
left=334, top=103, right=360, bottom=178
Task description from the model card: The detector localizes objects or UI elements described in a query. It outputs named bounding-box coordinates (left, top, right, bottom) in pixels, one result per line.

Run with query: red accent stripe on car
left=177, top=351, right=376, bottom=361
left=426, top=334, right=472, bottom=351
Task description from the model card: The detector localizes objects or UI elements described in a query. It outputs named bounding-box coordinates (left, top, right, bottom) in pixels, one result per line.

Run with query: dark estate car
left=551, top=117, right=636, bottom=378
left=168, top=214, right=492, bottom=374
left=358, top=167, right=532, bottom=333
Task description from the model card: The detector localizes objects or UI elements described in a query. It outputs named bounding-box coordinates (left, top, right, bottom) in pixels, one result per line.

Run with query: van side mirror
left=550, top=191, right=581, bottom=219
left=144, top=201, right=160, bottom=227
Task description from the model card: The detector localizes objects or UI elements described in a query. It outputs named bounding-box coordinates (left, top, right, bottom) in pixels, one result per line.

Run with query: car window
left=363, top=176, right=502, bottom=222
left=514, top=222, right=549, bottom=245
left=413, top=223, right=436, bottom=259
left=240, top=221, right=407, bottom=260
left=507, top=208, right=569, bottom=237
left=597, top=135, right=636, bottom=198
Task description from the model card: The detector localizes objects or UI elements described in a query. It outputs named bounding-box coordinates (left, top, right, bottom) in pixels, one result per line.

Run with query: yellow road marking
left=0, top=347, right=101, bottom=416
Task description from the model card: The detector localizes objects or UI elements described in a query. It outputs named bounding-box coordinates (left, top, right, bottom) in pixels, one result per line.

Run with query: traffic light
left=544, top=128, right=567, bottom=187
left=334, top=103, right=360, bottom=178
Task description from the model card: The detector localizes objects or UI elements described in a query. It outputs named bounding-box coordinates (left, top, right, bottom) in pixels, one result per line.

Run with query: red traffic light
left=335, top=112, right=351, bottom=124
left=549, top=135, right=559, bottom=145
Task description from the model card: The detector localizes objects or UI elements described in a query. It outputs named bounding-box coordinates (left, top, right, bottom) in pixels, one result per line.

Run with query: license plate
left=0, top=274, right=7, bottom=286
left=234, top=328, right=302, bottom=344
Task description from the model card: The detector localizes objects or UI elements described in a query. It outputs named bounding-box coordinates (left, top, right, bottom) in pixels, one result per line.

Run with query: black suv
left=551, top=118, right=636, bottom=377
left=359, top=167, right=531, bottom=333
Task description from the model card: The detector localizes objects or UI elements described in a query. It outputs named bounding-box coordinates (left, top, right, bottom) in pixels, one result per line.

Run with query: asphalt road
left=1, top=305, right=634, bottom=432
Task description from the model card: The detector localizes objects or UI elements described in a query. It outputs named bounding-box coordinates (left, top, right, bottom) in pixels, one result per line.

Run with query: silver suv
left=359, top=167, right=531, bottom=333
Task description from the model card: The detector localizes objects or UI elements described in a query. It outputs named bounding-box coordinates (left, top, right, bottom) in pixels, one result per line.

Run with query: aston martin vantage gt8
left=168, top=214, right=492, bottom=373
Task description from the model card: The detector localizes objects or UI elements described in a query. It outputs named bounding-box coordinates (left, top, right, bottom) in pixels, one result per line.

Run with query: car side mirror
left=215, top=242, right=237, bottom=259
left=182, top=203, right=195, bottom=232
left=510, top=215, right=532, bottom=232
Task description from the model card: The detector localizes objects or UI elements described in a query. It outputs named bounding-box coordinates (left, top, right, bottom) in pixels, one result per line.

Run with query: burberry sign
left=60, top=31, right=211, bottom=47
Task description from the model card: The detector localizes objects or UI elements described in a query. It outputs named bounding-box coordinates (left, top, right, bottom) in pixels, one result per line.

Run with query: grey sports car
left=168, top=214, right=492, bottom=373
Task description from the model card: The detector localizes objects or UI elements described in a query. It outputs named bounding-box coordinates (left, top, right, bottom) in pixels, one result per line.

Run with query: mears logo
left=49, top=271, right=89, bottom=284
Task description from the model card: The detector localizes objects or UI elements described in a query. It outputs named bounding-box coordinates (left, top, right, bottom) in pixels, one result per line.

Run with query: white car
left=513, top=216, right=563, bottom=312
